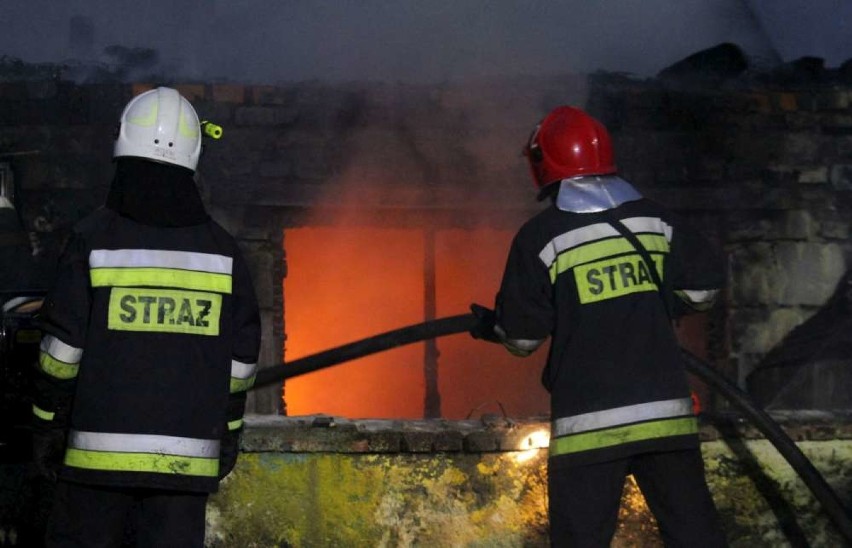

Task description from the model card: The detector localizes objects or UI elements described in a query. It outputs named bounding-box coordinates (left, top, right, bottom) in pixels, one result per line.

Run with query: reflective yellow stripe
left=179, top=109, right=199, bottom=138
left=38, top=352, right=80, bottom=379
left=128, top=101, right=158, bottom=127
left=107, top=288, right=221, bottom=336
left=227, top=419, right=243, bottom=431
left=549, top=234, right=668, bottom=284
left=549, top=416, right=698, bottom=457
left=539, top=217, right=672, bottom=266
left=32, top=404, right=55, bottom=421
left=91, top=267, right=232, bottom=294
left=230, top=375, right=256, bottom=393
left=64, top=448, right=218, bottom=477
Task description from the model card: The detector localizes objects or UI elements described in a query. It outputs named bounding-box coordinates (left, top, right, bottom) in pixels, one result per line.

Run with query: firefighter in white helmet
left=471, top=106, right=728, bottom=546
left=32, top=87, right=259, bottom=547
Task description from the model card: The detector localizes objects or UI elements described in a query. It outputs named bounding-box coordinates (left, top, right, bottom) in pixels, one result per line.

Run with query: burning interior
left=282, top=225, right=551, bottom=419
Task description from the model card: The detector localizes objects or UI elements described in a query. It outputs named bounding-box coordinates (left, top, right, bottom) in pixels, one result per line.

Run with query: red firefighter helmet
left=524, top=106, right=617, bottom=190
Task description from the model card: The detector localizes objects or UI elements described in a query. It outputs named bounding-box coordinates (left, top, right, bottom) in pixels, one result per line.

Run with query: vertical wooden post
left=423, top=228, right=441, bottom=418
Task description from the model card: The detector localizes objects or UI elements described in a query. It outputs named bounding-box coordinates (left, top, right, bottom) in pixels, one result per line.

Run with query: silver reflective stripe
left=2, top=296, right=41, bottom=313
left=494, top=325, right=545, bottom=353
left=90, top=249, right=233, bottom=274
left=620, top=217, right=673, bottom=242
left=40, top=334, right=83, bottom=364
left=504, top=337, right=545, bottom=352
left=555, top=176, right=642, bottom=213
left=678, top=289, right=718, bottom=304
left=539, top=223, right=616, bottom=266
left=552, top=398, right=693, bottom=437
left=68, top=430, right=219, bottom=458
left=538, top=216, right=673, bottom=267
left=231, top=359, right=257, bottom=379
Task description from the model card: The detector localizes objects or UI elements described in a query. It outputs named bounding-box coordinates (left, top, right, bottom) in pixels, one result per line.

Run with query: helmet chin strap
left=554, top=175, right=642, bottom=213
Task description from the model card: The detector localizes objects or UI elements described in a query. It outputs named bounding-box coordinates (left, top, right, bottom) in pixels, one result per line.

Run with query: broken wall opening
left=282, top=225, right=551, bottom=419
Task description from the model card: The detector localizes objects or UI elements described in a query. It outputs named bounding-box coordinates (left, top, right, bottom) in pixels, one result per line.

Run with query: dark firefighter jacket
left=495, top=195, right=725, bottom=469
left=31, top=158, right=261, bottom=493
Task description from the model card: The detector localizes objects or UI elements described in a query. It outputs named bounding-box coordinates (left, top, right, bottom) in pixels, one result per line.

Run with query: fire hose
left=252, top=313, right=852, bottom=542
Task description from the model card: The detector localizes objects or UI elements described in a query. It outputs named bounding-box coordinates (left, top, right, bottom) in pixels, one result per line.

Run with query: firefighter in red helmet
left=31, top=87, right=260, bottom=547
left=472, top=106, right=728, bottom=546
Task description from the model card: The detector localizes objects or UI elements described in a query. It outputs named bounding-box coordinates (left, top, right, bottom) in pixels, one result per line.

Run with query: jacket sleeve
left=666, top=215, right=727, bottom=314
left=493, top=230, right=553, bottom=356
left=224, top=248, right=261, bottom=433
left=32, top=232, right=91, bottom=432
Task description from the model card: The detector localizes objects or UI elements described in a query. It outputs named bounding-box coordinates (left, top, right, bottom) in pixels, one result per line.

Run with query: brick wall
left=1, top=76, right=851, bottom=413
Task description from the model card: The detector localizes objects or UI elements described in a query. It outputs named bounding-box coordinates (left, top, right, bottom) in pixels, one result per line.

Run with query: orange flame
left=283, top=226, right=551, bottom=419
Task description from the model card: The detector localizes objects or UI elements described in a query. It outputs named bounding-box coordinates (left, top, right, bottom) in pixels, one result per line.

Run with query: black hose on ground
left=680, top=350, right=852, bottom=543
left=252, top=313, right=852, bottom=542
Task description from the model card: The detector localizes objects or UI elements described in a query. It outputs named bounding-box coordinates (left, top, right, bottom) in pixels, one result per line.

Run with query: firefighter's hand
left=218, top=428, right=242, bottom=480
left=32, top=429, right=65, bottom=481
left=469, top=304, right=501, bottom=343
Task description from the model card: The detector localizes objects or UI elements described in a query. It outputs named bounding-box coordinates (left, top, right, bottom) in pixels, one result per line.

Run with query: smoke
left=295, top=74, right=585, bottom=233
left=746, top=0, right=852, bottom=66
left=1, top=0, right=835, bottom=85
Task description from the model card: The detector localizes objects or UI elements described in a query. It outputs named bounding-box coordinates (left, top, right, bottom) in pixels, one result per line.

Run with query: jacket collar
left=555, top=175, right=642, bottom=213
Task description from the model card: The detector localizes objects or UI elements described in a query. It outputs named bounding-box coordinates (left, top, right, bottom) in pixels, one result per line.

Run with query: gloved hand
left=218, top=428, right=242, bottom=480
left=469, top=303, right=502, bottom=343
left=32, top=429, right=66, bottom=481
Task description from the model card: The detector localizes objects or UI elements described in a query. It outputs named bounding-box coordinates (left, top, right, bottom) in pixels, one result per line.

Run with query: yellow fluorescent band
left=32, top=404, right=56, bottom=421
left=556, top=234, right=668, bottom=274
left=549, top=417, right=698, bottom=457
left=91, top=267, right=232, bottom=294
left=539, top=220, right=670, bottom=266
left=230, top=375, right=256, bottom=393
left=64, top=448, right=218, bottom=477
left=179, top=110, right=200, bottom=138
left=548, top=235, right=668, bottom=285
left=39, top=352, right=80, bottom=380
left=128, top=102, right=158, bottom=127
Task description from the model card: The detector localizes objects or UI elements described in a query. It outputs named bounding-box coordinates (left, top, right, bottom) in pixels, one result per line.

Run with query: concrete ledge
left=243, top=415, right=551, bottom=454
left=242, top=411, right=852, bottom=453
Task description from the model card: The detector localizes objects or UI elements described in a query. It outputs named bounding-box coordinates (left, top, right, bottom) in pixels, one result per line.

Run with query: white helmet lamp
left=113, top=87, right=202, bottom=172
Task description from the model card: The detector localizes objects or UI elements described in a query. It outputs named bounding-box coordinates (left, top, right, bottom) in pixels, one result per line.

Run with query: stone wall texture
left=2, top=76, right=851, bottom=413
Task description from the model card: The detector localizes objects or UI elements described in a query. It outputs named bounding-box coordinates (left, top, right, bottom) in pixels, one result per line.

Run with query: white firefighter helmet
left=113, top=87, right=202, bottom=172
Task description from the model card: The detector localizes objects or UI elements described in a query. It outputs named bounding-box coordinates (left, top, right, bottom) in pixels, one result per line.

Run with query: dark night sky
left=0, top=0, right=850, bottom=83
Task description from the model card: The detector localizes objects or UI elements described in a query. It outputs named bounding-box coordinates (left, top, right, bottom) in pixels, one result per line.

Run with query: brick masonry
left=1, top=76, right=851, bottom=414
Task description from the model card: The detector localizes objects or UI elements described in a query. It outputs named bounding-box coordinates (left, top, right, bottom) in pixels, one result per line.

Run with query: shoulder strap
left=604, top=212, right=672, bottom=320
